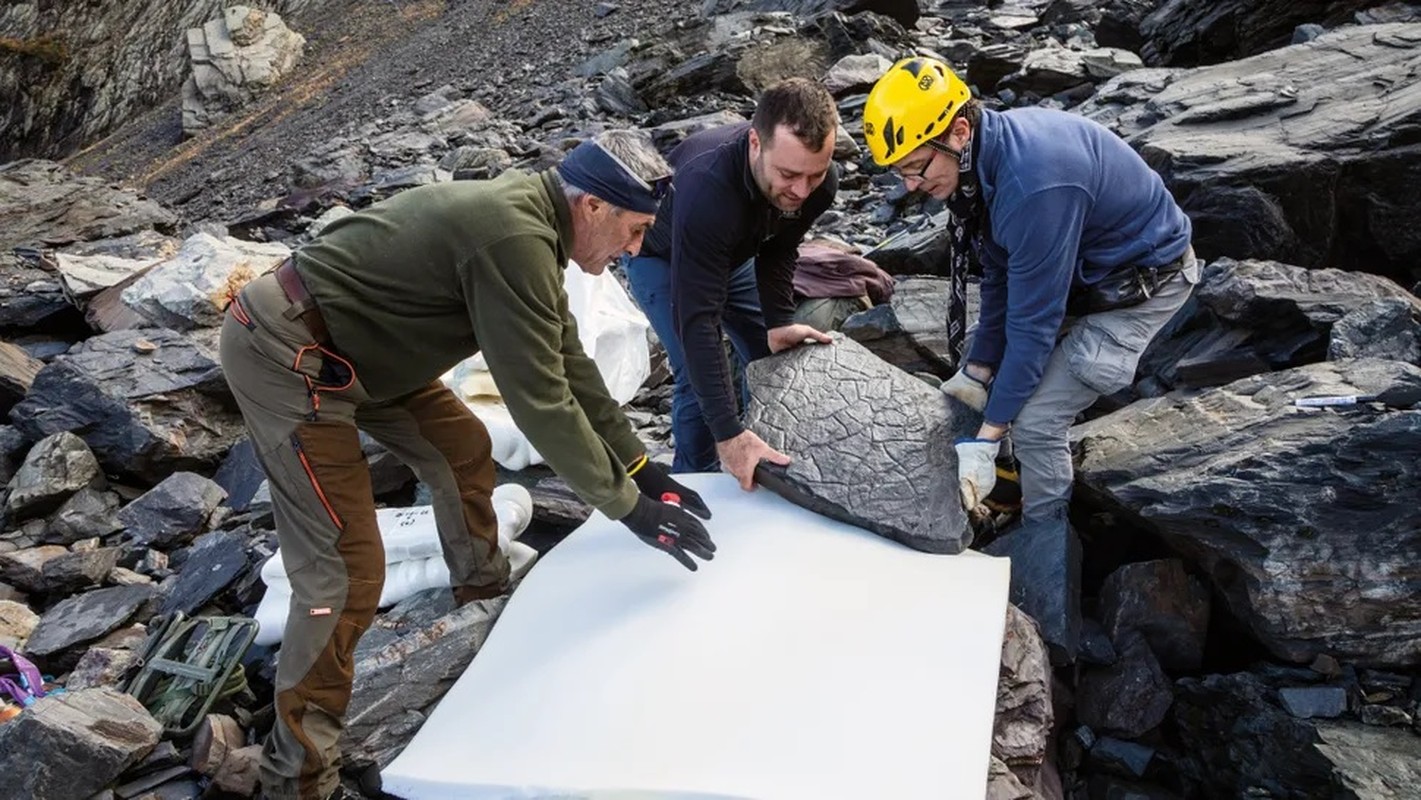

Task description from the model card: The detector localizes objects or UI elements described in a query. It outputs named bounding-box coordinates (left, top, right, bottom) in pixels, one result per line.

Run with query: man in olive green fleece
left=219, top=130, right=715, bottom=800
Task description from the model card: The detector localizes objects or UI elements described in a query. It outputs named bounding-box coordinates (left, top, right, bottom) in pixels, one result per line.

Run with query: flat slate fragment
left=745, top=334, right=978, bottom=554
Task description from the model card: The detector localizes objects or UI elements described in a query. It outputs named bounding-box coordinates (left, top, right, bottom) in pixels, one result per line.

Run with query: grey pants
left=1012, top=251, right=1201, bottom=520
left=219, top=272, right=509, bottom=800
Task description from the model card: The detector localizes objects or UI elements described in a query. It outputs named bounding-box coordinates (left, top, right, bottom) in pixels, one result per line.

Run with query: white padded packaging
left=381, top=473, right=1011, bottom=800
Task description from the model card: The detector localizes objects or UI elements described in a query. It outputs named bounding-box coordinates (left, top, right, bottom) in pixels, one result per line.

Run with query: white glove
left=942, top=369, right=989, bottom=412
left=955, top=438, right=1001, bottom=510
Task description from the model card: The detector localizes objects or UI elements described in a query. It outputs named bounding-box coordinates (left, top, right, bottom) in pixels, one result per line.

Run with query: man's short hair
left=952, top=98, right=982, bottom=132
left=593, top=129, right=671, bottom=185
left=751, top=77, right=839, bottom=151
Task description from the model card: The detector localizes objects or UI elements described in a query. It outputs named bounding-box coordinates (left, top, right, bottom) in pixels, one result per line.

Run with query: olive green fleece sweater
left=295, top=169, right=643, bottom=519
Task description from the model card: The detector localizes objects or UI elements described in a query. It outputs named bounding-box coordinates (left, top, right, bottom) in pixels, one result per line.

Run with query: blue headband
left=556, top=140, right=670, bottom=215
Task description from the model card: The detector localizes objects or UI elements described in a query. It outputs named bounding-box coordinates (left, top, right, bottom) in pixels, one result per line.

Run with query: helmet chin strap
left=928, top=130, right=974, bottom=172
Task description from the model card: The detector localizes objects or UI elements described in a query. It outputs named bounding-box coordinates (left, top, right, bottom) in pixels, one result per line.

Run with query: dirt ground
left=64, top=0, right=686, bottom=225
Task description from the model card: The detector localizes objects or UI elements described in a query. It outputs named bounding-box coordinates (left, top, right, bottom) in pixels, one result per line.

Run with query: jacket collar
left=541, top=169, right=575, bottom=262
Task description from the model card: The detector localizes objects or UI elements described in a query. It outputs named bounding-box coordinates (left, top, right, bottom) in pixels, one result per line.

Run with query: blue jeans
left=623, top=255, right=769, bottom=473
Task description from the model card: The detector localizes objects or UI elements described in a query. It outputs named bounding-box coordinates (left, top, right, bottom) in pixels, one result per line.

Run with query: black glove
left=620, top=494, right=717, bottom=571
left=628, top=458, right=712, bottom=520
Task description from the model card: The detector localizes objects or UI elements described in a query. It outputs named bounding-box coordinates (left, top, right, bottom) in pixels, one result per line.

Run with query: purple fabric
left=791, top=245, right=896, bottom=304
left=0, top=645, right=45, bottom=706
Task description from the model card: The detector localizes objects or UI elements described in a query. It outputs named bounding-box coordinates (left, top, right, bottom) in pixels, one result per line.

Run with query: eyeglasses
left=597, top=142, right=673, bottom=200
left=893, top=149, right=936, bottom=184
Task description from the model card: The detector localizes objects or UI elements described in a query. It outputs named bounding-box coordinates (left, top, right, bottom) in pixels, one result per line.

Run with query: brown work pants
left=219, top=272, right=509, bottom=800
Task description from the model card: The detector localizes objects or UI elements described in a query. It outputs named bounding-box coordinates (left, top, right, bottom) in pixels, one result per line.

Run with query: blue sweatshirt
left=965, top=107, right=1191, bottom=425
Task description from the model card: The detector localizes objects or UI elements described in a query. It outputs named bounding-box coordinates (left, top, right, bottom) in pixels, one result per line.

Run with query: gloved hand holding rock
left=620, top=494, right=717, bottom=571
left=941, top=368, right=990, bottom=411
left=628, top=456, right=712, bottom=520
left=955, top=437, right=1001, bottom=510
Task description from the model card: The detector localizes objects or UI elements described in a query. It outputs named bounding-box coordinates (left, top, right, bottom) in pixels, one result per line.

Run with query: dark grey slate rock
left=1329, top=297, right=1421, bottom=365
left=1173, top=671, right=1421, bottom=797
left=5, top=430, right=102, bottom=519
left=842, top=276, right=981, bottom=376
left=441, top=146, right=513, bottom=182
left=744, top=334, right=976, bottom=554
left=118, top=471, right=227, bottom=548
left=1079, top=25, right=1421, bottom=289
left=1359, top=704, right=1413, bottom=728
left=25, top=584, right=154, bottom=657
left=823, top=53, right=892, bottom=97
left=0, top=160, right=176, bottom=254
left=1089, top=736, right=1155, bottom=778
left=354, top=587, right=458, bottom=660
left=112, top=765, right=196, bottom=799
left=342, top=596, right=506, bottom=769
left=864, top=212, right=950, bottom=276
left=1000, top=46, right=1142, bottom=98
left=596, top=68, right=650, bottom=116
left=14, top=335, right=75, bottom=362
left=1095, top=0, right=1154, bottom=52
left=702, top=0, right=919, bottom=28
left=640, top=50, right=747, bottom=107
left=647, top=110, right=746, bottom=150
left=212, top=439, right=264, bottom=513
left=40, top=546, right=120, bottom=593
left=1100, top=559, right=1210, bottom=672
left=66, top=645, right=141, bottom=691
left=0, top=262, right=79, bottom=331
left=0, top=545, right=68, bottom=594
left=158, top=530, right=249, bottom=616
left=9, top=328, right=245, bottom=484
left=0, top=687, right=162, bottom=800
left=1292, top=22, right=1327, bottom=44
left=797, top=5, right=912, bottom=63
left=968, top=43, right=1028, bottom=95
left=1313, top=720, right=1421, bottom=795
left=44, top=487, right=124, bottom=545
left=1079, top=617, right=1119, bottom=666
left=575, top=38, right=640, bottom=78
left=1138, top=258, right=1421, bottom=392
left=1074, top=358, right=1421, bottom=666
left=1077, top=630, right=1173, bottom=738
left=1278, top=686, right=1347, bottom=719
left=361, top=434, right=416, bottom=499
left=0, top=424, right=29, bottom=486
left=247, top=480, right=274, bottom=529
left=1138, top=0, right=1390, bottom=66
left=984, top=512, right=1082, bottom=663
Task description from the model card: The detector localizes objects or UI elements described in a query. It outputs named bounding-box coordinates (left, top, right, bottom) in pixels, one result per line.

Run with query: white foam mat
left=381, top=473, right=1011, bottom=800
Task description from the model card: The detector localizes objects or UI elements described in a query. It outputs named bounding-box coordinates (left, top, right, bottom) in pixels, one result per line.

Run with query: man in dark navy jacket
left=625, top=78, right=840, bottom=488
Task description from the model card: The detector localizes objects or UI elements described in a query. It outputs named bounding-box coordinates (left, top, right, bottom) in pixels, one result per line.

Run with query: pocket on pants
left=1064, top=319, right=1145, bottom=396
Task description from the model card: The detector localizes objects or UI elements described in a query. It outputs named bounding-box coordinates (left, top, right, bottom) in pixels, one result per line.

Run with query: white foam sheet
left=381, top=474, right=1011, bottom=800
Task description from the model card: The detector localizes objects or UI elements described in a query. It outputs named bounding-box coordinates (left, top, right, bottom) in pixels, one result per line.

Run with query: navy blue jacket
left=641, top=123, right=839, bottom=441
left=966, top=107, right=1192, bottom=424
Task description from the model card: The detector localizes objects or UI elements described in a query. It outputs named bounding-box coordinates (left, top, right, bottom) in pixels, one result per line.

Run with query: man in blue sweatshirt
left=863, top=57, right=1198, bottom=521
left=625, top=78, right=840, bottom=487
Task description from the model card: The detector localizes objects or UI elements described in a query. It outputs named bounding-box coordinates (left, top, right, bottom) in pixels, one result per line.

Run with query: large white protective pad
left=441, top=263, right=651, bottom=470
left=381, top=474, right=1012, bottom=800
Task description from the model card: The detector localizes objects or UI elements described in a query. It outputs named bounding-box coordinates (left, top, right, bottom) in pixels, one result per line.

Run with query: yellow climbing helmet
left=863, top=57, right=972, bottom=167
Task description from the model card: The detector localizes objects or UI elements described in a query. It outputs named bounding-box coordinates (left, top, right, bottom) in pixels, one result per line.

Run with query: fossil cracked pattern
left=745, top=333, right=979, bottom=554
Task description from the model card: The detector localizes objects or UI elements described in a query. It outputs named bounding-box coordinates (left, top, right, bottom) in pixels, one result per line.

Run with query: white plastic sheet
left=253, top=486, right=537, bottom=646
left=381, top=473, right=1012, bottom=800
left=442, top=263, right=650, bottom=470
